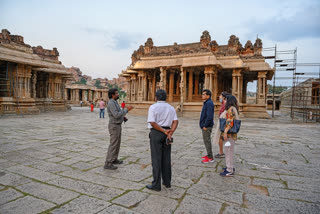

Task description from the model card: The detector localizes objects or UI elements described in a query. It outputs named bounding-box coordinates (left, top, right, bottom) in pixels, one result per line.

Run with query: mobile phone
left=166, top=137, right=173, bottom=145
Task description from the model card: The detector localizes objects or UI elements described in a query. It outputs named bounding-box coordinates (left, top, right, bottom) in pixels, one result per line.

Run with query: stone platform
left=0, top=107, right=319, bottom=213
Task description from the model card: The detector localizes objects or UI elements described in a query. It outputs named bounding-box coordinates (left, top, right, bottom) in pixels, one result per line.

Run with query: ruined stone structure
left=65, top=84, right=108, bottom=105
left=280, top=78, right=320, bottom=122
left=121, top=31, right=274, bottom=117
left=0, top=29, right=72, bottom=115
left=64, top=68, right=109, bottom=105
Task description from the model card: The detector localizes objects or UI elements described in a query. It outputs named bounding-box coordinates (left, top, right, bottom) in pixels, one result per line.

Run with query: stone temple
left=121, top=31, right=274, bottom=118
left=0, top=29, right=72, bottom=115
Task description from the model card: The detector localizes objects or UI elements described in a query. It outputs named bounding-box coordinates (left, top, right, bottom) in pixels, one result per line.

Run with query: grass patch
left=218, top=203, right=228, bottom=214
left=300, top=154, right=309, bottom=164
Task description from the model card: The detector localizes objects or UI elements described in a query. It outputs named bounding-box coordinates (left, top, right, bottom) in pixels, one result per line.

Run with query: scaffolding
left=263, top=47, right=320, bottom=122
left=291, top=63, right=320, bottom=122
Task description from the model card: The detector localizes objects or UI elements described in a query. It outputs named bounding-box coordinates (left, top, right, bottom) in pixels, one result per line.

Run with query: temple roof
left=126, top=31, right=272, bottom=72
left=0, top=29, right=68, bottom=75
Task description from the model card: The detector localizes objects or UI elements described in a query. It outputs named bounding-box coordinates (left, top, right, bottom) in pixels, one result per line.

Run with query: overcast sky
left=1, top=0, right=319, bottom=91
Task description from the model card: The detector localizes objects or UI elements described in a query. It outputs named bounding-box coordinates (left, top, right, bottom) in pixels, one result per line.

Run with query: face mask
left=219, top=98, right=223, bottom=103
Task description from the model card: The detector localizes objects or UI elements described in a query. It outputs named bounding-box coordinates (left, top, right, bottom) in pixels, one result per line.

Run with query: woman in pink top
left=215, top=92, right=229, bottom=158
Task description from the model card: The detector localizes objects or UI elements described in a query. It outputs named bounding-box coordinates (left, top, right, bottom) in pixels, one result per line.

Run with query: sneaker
left=223, top=167, right=235, bottom=172
left=201, top=157, right=214, bottom=163
left=112, top=160, right=123, bottom=165
left=201, top=155, right=208, bottom=159
left=103, top=164, right=117, bottom=170
left=220, top=170, right=234, bottom=177
left=214, top=153, right=225, bottom=158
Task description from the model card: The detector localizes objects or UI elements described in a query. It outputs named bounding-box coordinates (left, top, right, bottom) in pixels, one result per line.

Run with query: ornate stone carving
left=228, top=35, right=242, bottom=49
left=227, top=35, right=242, bottom=54
left=210, top=40, right=219, bottom=52
left=145, top=38, right=153, bottom=47
left=0, top=29, right=11, bottom=40
left=254, top=38, right=263, bottom=56
left=32, top=46, right=59, bottom=60
left=241, top=40, right=254, bottom=56
left=245, top=40, right=253, bottom=49
left=31, top=71, right=37, bottom=98
left=0, top=29, right=28, bottom=46
left=254, top=38, right=262, bottom=49
left=200, top=30, right=211, bottom=48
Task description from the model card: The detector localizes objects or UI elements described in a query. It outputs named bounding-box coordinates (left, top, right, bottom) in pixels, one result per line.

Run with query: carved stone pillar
left=212, top=70, right=218, bottom=102
left=180, top=67, right=186, bottom=110
left=232, top=69, right=242, bottom=102
left=82, top=90, right=86, bottom=101
left=176, top=74, right=180, bottom=95
left=137, top=71, right=144, bottom=102
left=147, top=74, right=152, bottom=101
left=159, top=67, right=167, bottom=90
left=204, top=66, right=213, bottom=92
left=188, top=70, right=193, bottom=102
left=75, top=89, right=79, bottom=101
left=131, top=74, right=137, bottom=102
left=152, top=72, right=156, bottom=101
left=31, top=71, right=37, bottom=98
left=182, top=68, right=187, bottom=101
left=143, top=72, right=148, bottom=101
left=61, top=80, right=65, bottom=99
left=168, top=71, right=175, bottom=102
left=257, top=71, right=267, bottom=104
left=194, top=72, right=199, bottom=95
left=88, top=90, right=92, bottom=101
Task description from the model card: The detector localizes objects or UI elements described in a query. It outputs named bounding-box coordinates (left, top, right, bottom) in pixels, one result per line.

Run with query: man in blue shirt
left=199, top=89, right=214, bottom=163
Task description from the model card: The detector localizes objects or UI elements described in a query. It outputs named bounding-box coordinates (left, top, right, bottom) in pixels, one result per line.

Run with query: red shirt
left=121, top=102, right=125, bottom=108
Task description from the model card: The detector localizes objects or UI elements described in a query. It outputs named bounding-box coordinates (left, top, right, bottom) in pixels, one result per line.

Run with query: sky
left=1, top=0, right=320, bottom=91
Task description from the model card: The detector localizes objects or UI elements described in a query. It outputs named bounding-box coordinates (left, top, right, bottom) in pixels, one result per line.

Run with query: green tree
left=74, top=78, right=87, bottom=85
left=268, top=84, right=288, bottom=94
left=108, top=83, right=127, bottom=100
left=95, top=80, right=103, bottom=89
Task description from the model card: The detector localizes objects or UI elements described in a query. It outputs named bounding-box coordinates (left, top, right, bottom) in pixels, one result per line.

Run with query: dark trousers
left=149, top=129, right=171, bottom=189
left=105, top=123, right=122, bottom=165
left=202, top=127, right=213, bottom=159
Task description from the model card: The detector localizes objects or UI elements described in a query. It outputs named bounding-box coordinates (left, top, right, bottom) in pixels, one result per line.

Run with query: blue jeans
left=100, top=109, right=105, bottom=118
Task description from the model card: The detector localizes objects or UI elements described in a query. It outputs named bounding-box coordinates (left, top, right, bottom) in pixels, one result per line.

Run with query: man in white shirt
left=146, top=89, right=179, bottom=191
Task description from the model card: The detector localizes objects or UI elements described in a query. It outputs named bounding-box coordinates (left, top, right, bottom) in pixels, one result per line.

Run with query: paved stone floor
left=0, top=107, right=320, bottom=214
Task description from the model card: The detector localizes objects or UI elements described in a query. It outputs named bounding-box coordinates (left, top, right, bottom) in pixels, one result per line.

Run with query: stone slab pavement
left=0, top=107, right=319, bottom=214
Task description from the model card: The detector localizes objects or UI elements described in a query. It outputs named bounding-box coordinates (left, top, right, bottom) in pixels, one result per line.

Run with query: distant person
left=213, top=92, right=229, bottom=159
left=104, top=88, right=133, bottom=170
left=121, top=101, right=126, bottom=109
left=99, top=99, right=106, bottom=118
left=200, top=89, right=214, bottom=163
left=90, top=102, right=94, bottom=112
left=220, top=95, right=239, bottom=177
left=146, top=89, right=178, bottom=191
left=80, top=100, right=83, bottom=107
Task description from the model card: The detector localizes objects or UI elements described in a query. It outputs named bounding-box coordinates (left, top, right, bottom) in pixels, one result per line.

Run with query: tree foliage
left=107, top=83, right=127, bottom=100
left=94, top=80, right=104, bottom=89
left=268, top=84, right=288, bottom=94
left=74, top=78, right=87, bottom=85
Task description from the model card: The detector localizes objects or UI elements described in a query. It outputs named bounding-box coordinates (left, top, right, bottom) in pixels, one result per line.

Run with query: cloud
left=248, top=4, right=320, bottom=41
left=83, top=27, right=143, bottom=50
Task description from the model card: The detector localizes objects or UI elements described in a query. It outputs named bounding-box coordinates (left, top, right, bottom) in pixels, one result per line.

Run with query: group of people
left=83, top=99, right=126, bottom=119
left=103, top=87, right=239, bottom=192
left=200, top=90, right=239, bottom=177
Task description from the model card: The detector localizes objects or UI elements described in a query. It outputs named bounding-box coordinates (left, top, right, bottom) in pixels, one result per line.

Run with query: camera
left=166, top=137, right=173, bottom=145
left=124, top=117, right=128, bottom=123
